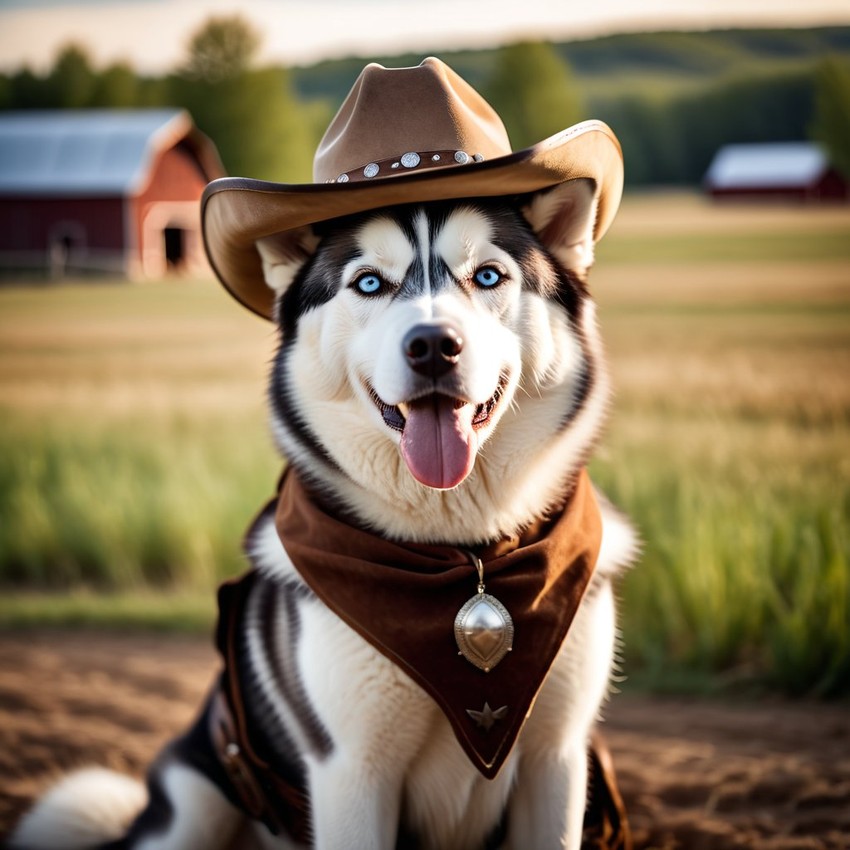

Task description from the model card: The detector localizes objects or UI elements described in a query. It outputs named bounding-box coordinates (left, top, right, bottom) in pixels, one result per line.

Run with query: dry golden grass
left=0, top=279, right=274, bottom=419
left=594, top=193, right=850, bottom=426
left=609, top=191, right=850, bottom=237
left=602, top=308, right=850, bottom=423
left=595, top=260, right=850, bottom=306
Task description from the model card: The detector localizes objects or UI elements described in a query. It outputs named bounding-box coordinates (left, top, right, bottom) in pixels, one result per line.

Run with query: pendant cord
left=475, top=557, right=485, bottom=594
left=461, top=549, right=487, bottom=594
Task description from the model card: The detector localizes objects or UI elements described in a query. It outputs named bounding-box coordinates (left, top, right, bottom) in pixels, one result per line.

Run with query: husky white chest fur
left=12, top=58, right=636, bottom=850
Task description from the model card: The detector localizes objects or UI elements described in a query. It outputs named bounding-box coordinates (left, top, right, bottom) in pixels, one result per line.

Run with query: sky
left=0, top=0, right=848, bottom=73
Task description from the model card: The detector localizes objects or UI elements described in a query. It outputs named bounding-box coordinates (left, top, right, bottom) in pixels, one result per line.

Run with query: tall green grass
left=591, top=418, right=849, bottom=696
left=0, top=276, right=281, bottom=591
left=0, top=414, right=276, bottom=589
left=0, top=194, right=848, bottom=696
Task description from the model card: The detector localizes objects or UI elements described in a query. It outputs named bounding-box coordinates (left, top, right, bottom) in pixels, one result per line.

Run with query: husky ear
left=522, top=178, right=598, bottom=281
left=255, top=225, right=320, bottom=295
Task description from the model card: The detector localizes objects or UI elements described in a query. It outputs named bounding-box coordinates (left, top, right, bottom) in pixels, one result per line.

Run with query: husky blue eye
left=474, top=267, right=502, bottom=288
left=354, top=273, right=383, bottom=295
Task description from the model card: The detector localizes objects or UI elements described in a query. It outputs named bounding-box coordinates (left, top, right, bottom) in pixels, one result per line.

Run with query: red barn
left=0, top=109, right=225, bottom=277
left=704, top=142, right=849, bottom=202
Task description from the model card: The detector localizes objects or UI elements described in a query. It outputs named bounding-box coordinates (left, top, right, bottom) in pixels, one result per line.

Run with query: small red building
left=704, top=142, right=849, bottom=202
left=0, top=109, right=225, bottom=277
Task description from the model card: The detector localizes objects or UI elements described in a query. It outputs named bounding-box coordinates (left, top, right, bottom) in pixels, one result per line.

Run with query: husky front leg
left=299, top=658, right=432, bottom=850
left=306, top=756, right=406, bottom=850
left=298, top=603, right=437, bottom=850
left=505, top=744, right=589, bottom=850
left=507, top=581, right=617, bottom=850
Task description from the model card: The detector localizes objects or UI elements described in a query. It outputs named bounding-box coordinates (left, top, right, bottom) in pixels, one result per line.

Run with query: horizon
left=0, top=0, right=848, bottom=74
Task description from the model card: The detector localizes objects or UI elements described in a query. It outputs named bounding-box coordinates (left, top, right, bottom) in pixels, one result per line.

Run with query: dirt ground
left=0, top=632, right=848, bottom=850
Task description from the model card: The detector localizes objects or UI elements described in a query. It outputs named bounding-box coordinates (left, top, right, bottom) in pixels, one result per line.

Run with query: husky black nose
left=403, top=323, right=464, bottom=378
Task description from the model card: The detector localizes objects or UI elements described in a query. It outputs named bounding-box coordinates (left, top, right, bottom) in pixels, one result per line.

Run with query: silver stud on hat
left=331, top=148, right=487, bottom=185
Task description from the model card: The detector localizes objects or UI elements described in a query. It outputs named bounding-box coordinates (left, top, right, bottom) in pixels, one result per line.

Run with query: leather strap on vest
left=209, top=574, right=311, bottom=841
left=585, top=734, right=633, bottom=850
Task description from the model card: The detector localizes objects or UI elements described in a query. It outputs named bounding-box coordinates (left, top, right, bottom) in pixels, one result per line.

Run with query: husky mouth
left=368, top=374, right=509, bottom=490
left=368, top=373, right=509, bottom=432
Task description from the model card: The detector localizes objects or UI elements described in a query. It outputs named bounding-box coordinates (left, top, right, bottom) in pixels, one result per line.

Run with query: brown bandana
left=273, top=468, right=603, bottom=779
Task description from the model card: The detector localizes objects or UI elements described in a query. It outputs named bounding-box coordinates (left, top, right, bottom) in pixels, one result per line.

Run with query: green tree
left=182, top=14, right=260, bottom=83
left=0, top=74, right=12, bottom=110
left=8, top=68, right=40, bottom=108
left=486, top=41, right=584, bottom=150
left=592, top=94, right=685, bottom=186
left=170, top=68, right=313, bottom=181
left=170, top=15, right=314, bottom=181
left=671, top=69, right=814, bottom=184
left=91, top=62, right=139, bottom=107
left=47, top=44, right=96, bottom=108
left=809, top=56, right=850, bottom=179
left=135, top=76, right=171, bottom=108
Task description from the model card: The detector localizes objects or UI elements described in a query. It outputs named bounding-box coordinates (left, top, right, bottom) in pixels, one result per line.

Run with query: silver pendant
left=454, top=557, right=514, bottom=672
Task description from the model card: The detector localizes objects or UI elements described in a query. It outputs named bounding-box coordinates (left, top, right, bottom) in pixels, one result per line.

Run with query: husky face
left=257, top=179, right=609, bottom=542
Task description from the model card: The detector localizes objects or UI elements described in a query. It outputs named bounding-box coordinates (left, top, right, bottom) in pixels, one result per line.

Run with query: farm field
left=0, top=191, right=849, bottom=695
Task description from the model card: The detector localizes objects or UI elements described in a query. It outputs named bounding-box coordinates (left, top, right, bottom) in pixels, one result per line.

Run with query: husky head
left=257, top=179, right=609, bottom=542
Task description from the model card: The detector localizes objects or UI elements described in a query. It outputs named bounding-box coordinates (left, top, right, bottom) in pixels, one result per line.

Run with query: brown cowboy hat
left=202, top=57, right=624, bottom=320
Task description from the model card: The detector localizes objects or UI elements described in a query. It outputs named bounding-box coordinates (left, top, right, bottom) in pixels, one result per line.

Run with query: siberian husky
left=11, top=178, right=636, bottom=850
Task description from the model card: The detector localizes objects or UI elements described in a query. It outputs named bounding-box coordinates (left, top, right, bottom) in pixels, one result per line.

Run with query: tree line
left=1, top=17, right=848, bottom=187
left=594, top=60, right=850, bottom=185
left=0, top=17, right=320, bottom=182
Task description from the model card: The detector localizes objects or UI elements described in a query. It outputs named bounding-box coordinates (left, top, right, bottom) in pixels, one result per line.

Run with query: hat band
left=327, top=149, right=487, bottom=184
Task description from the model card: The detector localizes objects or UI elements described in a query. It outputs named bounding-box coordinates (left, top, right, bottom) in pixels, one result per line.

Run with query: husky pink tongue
left=400, top=395, right=477, bottom=489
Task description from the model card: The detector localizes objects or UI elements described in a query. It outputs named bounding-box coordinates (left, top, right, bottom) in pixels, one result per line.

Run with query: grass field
left=1, top=192, right=848, bottom=696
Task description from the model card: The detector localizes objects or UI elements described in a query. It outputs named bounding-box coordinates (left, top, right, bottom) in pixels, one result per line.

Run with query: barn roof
left=704, top=142, right=830, bottom=191
left=0, top=109, right=223, bottom=197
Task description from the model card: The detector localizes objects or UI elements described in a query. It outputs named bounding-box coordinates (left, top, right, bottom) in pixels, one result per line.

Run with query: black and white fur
left=12, top=179, right=636, bottom=850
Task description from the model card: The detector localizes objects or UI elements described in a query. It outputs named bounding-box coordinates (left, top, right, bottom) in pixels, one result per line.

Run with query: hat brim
left=201, top=120, right=623, bottom=320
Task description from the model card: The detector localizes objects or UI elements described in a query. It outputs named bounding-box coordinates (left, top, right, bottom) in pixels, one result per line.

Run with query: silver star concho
left=454, top=557, right=514, bottom=672
left=466, top=702, right=508, bottom=732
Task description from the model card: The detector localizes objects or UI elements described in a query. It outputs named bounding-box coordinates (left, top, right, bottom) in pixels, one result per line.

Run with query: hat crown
left=314, top=58, right=512, bottom=183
